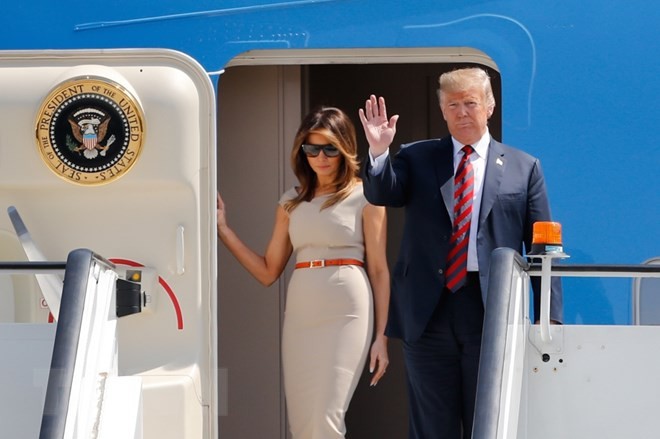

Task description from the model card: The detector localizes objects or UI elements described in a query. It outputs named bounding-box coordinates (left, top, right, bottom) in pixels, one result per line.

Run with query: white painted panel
left=524, top=325, right=660, bottom=438
left=0, top=323, right=55, bottom=438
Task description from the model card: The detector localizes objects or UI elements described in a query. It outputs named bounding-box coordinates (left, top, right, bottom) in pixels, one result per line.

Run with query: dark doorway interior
left=217, top=59, right=501, bottom=439
left=305, top=62, right=501, bottom=439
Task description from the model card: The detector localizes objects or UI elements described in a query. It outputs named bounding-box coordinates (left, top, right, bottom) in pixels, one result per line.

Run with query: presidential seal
left=35, top=76, right=145, bottom=185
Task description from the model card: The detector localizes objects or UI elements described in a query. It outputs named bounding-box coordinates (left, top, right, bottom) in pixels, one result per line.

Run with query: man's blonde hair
left=438, top=67, right=496, bottom=111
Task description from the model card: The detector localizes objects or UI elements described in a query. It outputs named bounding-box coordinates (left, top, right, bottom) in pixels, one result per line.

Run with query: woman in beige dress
left=217, top=106, right=390, bottom=438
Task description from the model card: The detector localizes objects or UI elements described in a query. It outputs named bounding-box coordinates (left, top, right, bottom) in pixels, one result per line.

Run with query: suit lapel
left=479, top=139, right=506, bottom=226
left=436, top=138, right=455, bottom=217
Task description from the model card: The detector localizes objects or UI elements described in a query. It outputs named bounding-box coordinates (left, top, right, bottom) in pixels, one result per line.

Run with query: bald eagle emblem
left=35, top=76, right=145, bottom=185
left=67, top=108, right=116, bottom=159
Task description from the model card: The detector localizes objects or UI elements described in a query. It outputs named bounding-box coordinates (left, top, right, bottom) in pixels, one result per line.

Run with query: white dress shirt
left=452, top=131, right=489, bottom=272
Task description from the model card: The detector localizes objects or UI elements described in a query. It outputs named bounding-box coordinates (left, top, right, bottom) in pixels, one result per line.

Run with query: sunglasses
left=301, top=143, right=341, bottom=158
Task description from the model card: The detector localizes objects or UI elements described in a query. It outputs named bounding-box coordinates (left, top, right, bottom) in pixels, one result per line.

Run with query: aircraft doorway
left=217, top=49, right=501, bottom=439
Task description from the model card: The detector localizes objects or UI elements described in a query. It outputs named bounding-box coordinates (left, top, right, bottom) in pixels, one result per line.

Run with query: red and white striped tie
left=446, top=145, right=474, bottom=292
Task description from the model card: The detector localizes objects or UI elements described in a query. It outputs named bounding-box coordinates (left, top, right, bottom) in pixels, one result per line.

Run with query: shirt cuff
left=368, top=148, right=389, bottom=176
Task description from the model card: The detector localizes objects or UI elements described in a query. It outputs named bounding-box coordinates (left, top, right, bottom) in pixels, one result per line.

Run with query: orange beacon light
left=528, top=221, right=568, bottom=343
left=529, top=221, right=566, bottom=256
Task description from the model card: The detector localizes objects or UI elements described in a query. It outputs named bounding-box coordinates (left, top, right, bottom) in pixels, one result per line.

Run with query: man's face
left=440, top=87, right=493, bottom=145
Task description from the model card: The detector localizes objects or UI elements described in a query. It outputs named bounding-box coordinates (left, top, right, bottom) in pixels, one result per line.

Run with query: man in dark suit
left=358, top=67, right=562, bottom=439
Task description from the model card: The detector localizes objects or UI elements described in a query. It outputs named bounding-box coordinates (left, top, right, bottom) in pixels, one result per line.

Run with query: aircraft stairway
left=472, top=248, right=660, bottom=439
left=0, top=249, right=143, bottom=439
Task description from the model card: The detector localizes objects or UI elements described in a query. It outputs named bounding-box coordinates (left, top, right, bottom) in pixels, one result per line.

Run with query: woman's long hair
left=283, top=106, right=360, bottom=212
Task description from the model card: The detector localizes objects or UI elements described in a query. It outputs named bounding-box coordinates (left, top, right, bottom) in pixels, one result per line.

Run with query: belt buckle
left=309, top=259, right=325, bottom=268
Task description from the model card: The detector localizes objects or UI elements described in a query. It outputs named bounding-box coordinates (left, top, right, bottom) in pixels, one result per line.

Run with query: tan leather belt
left=294, top=258, right=364, bottom=269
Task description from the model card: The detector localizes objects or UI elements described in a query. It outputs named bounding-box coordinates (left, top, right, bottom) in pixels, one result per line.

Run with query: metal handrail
left=528, top=264, right=660, bottom=277
left=473, top=248, right=529, bottom=439
left=0, top=262, right=66, bottom=273
left=38, top=249, right=114, bottom=439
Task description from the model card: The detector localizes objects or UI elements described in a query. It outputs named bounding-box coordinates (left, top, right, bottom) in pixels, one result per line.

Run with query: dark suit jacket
left=362, top=136, right=563, bottom=342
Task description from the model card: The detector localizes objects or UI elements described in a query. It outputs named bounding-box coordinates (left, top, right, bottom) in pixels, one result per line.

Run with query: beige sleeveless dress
left=279, top=183, right=374, bottom=439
